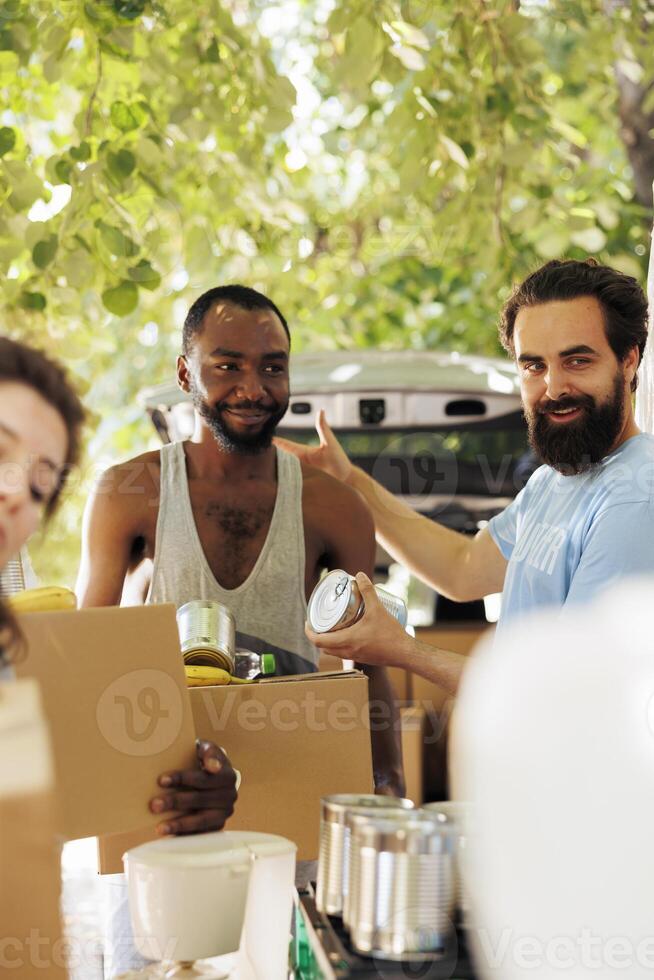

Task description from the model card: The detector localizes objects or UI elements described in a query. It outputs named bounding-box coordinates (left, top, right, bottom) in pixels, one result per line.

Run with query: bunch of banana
left=184, top=665, right=253, bottom=687
left=185, top=665, right=231, bottom=687
left=8, top=586, right=77, bottom=613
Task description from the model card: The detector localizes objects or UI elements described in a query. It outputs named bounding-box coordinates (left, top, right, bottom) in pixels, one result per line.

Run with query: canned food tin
left=420, top=801, right=471, bottom=920
left=307, top=570, right=408, bottom=634
left=176, top=600, right=235, bottom=674
left=315, top=794, right=413, bottom=916
left=348, top=814, right=456, bottom=960
left=343, top=807, right=416, bottom=930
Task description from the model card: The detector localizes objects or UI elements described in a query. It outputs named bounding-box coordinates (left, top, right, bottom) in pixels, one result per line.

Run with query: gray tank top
left=146, top=442, right=318, bottom=674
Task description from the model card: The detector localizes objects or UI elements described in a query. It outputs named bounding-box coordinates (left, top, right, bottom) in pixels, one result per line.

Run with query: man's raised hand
left=274, top=409, right=353, bottom=483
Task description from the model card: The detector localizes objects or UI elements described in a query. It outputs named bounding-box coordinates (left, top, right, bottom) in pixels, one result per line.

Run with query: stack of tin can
left=176, top=600, right=236, bottom=673
left=316, top=793, right=458, bottom=960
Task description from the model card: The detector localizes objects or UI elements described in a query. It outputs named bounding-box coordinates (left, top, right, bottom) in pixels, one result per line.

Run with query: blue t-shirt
left=489, top=433, right=654, bottom=638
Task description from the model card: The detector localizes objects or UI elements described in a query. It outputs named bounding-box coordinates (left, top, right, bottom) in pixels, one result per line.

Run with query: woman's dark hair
left=499, top=258, right=649, bottom=392
left=0, top=337, right=86, bottom=665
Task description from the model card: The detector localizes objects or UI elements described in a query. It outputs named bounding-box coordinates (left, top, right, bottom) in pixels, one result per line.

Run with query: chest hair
left=204, top=501, right=272, bottom=541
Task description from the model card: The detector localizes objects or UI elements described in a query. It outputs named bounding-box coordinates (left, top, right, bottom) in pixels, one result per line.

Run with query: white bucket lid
left=124, top=830, right=296, bottom=869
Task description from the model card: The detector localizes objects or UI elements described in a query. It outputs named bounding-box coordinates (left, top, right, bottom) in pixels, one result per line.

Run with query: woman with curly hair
left=0, top=336, right=85, bottom=670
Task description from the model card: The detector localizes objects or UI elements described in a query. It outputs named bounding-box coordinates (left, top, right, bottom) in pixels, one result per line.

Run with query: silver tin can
left=307, top=570, right=408, bottom=633
left=343, top=807, right=416, bottom=930
left=348, top=814, right=456, bottom=960
left=315, top=794, right=413, bottom=916
left=420, top=801, right=471, bottom=920
left=176, top=600, right=236, bottom=674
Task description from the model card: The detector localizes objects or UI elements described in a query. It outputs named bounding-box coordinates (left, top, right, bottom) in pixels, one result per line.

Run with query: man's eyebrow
left=209, top=347, right=244, bottom=358
left=517, top=344, right=598, bottom=363
left=0, top=421, right=60, bottom=474
left=558, top=344, right=598, bottom=358
left=208, top=348, right=289, bottom=361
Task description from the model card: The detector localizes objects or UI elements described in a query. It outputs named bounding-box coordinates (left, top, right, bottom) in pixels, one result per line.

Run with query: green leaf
left=390, top=21, right=431, bottom=51
left=390, top=44, right=426, bottom=71
left=19, top=291, right=47, bottom=311
left=62, top=249, right=95, bottom=289
left=0, top=51, right=19, bottom=76
left=440, top=135, right=469, bottom=170
left=110, top=100, right=146, bottom=132
left=551, top=118, right=588, bottom=149
left=343, top=19, right=383, bottom=87
left=107, top=148, right=136, bottom=179
left=327, top=6, right=352, bottom=34
left=266, top=76, right=296, bottom=112
left=102, top=280, right=138, bottom=316
left=0, top=127, right=15, bottom=157
left=128, top=258, right=160, bottom=290
left=32, top=234, right=58, bottom=269
left=113, top=0, right=147, bottom=20
left=70, top=142, right=91, bottom=162
left=534, top=228, right=570, bottom=260
left=570, top=227, right=607, bottom=252
left=55, top=159, right=72, bottom=183
left=96, top=220, right=139, bottom=258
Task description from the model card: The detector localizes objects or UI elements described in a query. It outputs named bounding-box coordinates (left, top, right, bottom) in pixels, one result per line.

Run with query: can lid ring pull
left=335, top=575, right=349, bottom=598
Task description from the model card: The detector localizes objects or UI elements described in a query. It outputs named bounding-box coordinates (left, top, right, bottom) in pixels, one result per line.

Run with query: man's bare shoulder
left=94, top=449, right=161, bottom=508
left=301, top=462, right=371, bottom=520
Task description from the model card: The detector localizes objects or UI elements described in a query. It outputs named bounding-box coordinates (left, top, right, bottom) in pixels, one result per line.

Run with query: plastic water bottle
left=233, top=649, right=276, bottom=680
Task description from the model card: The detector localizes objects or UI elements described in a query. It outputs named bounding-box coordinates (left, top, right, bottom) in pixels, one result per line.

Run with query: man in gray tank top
left=78, top=286, right=405, bottom=974
left=78, top=285, right=404, bottom=794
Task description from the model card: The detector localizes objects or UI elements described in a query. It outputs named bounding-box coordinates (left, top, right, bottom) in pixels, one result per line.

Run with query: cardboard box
left=98, top=670, right=374, bottom=873
left=15, top=605, right=197, bottom=841
left=386, top=665, right=412, bottom=703
left=399, top=706, right=427, bottom=806
left=0, top=679, right=67, bottom=979
left=409, top=626, right=492, bottom=801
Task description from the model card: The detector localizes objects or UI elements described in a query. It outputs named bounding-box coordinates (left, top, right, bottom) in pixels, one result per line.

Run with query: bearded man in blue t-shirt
left=279, top=258, right=653, bottom=691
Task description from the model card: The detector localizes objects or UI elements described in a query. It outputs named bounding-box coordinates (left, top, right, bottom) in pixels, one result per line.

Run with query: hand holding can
left=307, top=569, right=408, bottom=633
left=305, top=570, right=411, bottom=669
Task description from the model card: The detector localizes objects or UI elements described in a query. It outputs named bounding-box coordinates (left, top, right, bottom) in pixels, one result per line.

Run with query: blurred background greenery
left=1, top=0, right=652, bottom=584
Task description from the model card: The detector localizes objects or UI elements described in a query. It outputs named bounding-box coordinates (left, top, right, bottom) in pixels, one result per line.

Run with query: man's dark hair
left=499, top=258, right=649, bottom=392
left=182, top=284, right=290, bottom=355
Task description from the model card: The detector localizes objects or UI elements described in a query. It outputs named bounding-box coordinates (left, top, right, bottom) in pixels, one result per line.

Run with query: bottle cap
left=261, top=653, right=276, bottom=675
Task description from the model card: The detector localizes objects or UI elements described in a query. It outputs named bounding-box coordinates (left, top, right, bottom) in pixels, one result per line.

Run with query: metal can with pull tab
left=176, top=600, right=236, bottom=674
left=307, top=569, right=408, bottom=633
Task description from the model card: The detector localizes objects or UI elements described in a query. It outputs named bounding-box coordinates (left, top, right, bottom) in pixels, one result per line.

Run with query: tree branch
left=85, top=45, right=103, bottom=138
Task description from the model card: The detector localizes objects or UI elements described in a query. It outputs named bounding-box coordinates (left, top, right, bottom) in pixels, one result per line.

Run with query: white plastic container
left=123, top=830, right=296, bottom=972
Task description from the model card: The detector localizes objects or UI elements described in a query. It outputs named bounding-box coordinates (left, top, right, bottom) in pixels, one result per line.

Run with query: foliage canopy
left=1, top=0, right=652, bottom=581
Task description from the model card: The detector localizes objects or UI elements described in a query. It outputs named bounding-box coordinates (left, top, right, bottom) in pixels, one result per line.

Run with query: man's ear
left=624, top=345, right=640, bottom=389
left=177, top=354, right=191, bottom=393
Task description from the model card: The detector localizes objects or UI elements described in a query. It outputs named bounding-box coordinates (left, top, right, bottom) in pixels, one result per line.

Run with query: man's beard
left=190, top=384, right=289, bottom=455
left=526, top=371, right=626, bottom=476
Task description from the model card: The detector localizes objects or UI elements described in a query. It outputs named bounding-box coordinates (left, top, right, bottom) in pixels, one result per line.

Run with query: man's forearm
left=400, top=636, right=467, bottom=697
left=363, top=665, right=406, bottom=797
left=348, top=467, right=470, bottom=600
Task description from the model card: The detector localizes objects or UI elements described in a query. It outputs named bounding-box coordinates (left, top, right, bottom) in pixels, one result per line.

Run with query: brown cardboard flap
left=0, top=790, right=67, bottom=979
left=258, top=669, right=361, bottom=684
left=0, top=680, right=66, bottom=979
left=15, top=605, right=196, bottom=841
left=400, top=706, right=427, bottom=806
left=99, top=671, right=374, bottom=873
